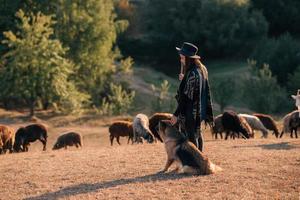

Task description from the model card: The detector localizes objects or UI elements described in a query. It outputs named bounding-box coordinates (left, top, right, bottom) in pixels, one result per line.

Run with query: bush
left=211, top=77, right=237, bottom=112
left=241, top=60, right=290, bottom=114
left=151, top=80, right=176, bottom=112
left=98, top=83, right=135, bottom=115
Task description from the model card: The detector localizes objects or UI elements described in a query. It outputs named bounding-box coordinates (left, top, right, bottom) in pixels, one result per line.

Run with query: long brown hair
left=183, top=57, right=208, bottom=79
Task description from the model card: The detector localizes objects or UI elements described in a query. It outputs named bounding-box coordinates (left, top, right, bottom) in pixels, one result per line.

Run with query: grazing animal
left=211, top=114, right=224, bottom=139
left=289, top=112, right=300, bottom=138
left=133, top=114, right=154, bottom=144
left=222, top=111, right=250, bottom=140
left=53, top=132, right=83, bottom=150
left=158, top=120, right=222, bottom=175
left=238, top=114, right=268, bottom=138
left=253, top=113, right=280, bottom=138
left=280, top=110, right=300, bottom=138
left=0, top=125, right=15, bottom=154
left=149, top=112, right=172, bottom=142
left=291, top=90, right=300, bottom=117
left=109, top=121, right=134, bottom=146
left=14, top=124, right=47, bottom=152
left=239, top=116, right=254, bottom=138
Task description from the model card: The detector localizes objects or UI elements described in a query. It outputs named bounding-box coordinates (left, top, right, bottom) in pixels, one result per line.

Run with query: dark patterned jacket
left=174, top=64, right=214, bottom=132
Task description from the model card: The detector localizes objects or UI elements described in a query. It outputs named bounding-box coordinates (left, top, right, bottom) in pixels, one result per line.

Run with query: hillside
left=129, top=61, right=252, bottom=115
left=0, top=64, right=299, bottom=199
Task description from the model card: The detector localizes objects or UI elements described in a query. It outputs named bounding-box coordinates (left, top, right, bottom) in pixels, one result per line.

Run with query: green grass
left=206, top=60, right=249, bottom=78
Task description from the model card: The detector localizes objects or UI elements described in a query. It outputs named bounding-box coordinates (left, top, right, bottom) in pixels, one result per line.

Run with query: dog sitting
left=158, top=120, right=222, bottom=175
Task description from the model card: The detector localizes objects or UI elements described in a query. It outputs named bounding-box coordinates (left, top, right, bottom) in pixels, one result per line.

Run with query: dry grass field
left=0, top=109, right=300, bottom=200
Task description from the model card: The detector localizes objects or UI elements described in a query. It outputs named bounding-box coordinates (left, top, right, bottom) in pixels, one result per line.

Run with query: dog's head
left=158, top=120, right=182, bottom=142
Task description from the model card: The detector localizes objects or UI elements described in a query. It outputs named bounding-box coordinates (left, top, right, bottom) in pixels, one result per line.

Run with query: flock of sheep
left=0, top=123, right=82, bottom=154
left=0, top=110, right=299, bottom=154
left=109, top=110, right=300, bottom=145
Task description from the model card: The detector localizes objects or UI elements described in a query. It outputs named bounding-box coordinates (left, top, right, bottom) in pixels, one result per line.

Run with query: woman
left=171, top=42, right=214, bottom=151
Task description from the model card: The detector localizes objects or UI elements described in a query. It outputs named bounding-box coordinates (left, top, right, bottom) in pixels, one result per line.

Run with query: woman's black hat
left=176, top=42, right=201, bottom=59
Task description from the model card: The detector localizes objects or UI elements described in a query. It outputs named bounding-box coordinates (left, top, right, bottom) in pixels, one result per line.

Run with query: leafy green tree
left=251, top=34, right=300, bottom=86
left=251, top=0, right=300, bottom=36
left=0, top=10, right=88, bottom=116
left=122, top=0, right=267, bottom=66
left=53, top=0, right=128, bottom=104
left=288, top=65, right=300, bottom=94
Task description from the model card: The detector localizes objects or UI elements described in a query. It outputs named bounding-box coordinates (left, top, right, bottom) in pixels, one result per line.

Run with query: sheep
left=238, top=114, right=268, bottom=138
left=239, top=116, right=254, bottom=138
left=14, top=124, right=47, bottom=152
left=222, top=111, right=250, bottom=140
left=108, top=121, right=134, bottom=146
left=0, top=125, right=15, bottom=154
left=253, top=113, right=280, bottom=138
left=289, top=112, right=300, bottom=138
left=133, top=114, right=154, bottom=144
left=211, top=114, right=224, bottom=139
left=53, top=132, right=83, bottom=150
left=291, top=90, right=300, bottom=117
left=280, top=110, right=300, bottom=138
left=149, top=112, right=172, bottom=142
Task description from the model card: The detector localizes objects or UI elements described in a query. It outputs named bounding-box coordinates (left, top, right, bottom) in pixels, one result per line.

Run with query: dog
left=158, top=120, right=222, bottom=175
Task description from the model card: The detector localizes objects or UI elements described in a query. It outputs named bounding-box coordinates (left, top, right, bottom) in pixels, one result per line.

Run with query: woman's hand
left=170, top=115, right=178, bottom=125
left=178, top=73, right=184, bottom=81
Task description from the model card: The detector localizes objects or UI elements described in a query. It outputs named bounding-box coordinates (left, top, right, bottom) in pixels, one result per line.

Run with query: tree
left=53, top=0, right=128, bottom=104
left=288, top=65, right=300, bottom=94
left=0, top=10, right=88, bottom=116
left=251, top=0, right=300, bottom=36
left=211, top=77, right=236, bottom=112
left=251, top=34, right=300, bottom=86
left=121, top=0, right=267, bottom=67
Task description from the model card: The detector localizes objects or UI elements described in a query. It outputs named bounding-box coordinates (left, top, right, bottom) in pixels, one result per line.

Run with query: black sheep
left=222, top=111, right=250, bottom=140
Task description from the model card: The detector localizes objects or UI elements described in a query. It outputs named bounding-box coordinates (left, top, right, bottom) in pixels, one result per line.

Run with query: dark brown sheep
left=53, top=132, right=83, bottom=150
left=222, top=111, right=250, bottom=140
left=280, top=110, right=300, bottom=138
left=288, top=111, right=300, bottom=138
left=149, top=112, right=172, bottom=142
left=0, top=125, right=14, bottom=154
left=14, top=124, right=47, bottom=152
left=211, top=114, right=224, bottom=139
left=253, top=113, right=280, bottom=138
left=109, top=121, right=134, bottom=146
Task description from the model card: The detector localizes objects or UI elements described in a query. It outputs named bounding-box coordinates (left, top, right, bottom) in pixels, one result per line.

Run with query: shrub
left=151, top=80, right=176, bottom=112
left=241, top=60, right=289, bottom=114
left=98, top=83, right=135, bottom=115
left=211, top=77, right=237, bottom=112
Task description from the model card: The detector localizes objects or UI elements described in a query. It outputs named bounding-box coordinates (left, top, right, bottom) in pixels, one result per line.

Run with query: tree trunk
left=29, top=100, right=36, bottom=117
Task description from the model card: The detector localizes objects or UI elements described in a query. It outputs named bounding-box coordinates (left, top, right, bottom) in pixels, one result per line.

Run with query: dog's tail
left=208, top=161, right=222, bottom=174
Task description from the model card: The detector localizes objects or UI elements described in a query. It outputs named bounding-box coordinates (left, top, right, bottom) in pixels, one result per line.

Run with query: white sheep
left=238, top=114, right=268, bottom=138
left=133, top=114, right=154, bottom=144
left=291, top=89, right=300, bottom=117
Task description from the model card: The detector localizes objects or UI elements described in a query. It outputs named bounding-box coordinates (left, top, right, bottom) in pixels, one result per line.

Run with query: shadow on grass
left=233, top=142, right=299, bottom=150
left=25, top=172, right=194, bottom=200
